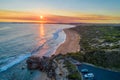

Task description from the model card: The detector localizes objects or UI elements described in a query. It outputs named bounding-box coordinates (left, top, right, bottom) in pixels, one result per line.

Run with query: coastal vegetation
left=64, top=60, right=81, bottom=80
left=26, top=25, right=120, bottom=80
left=54, top=54, right=81, bottom=80
left=66, top=25, right=120, bottom=71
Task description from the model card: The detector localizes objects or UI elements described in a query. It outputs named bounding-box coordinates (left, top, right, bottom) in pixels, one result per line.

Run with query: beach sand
left=32, top=28, right=80, bottom=80
left=55, top=28, right=80, bottom=55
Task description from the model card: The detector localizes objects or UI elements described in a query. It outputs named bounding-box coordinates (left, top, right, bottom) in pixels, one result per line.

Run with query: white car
left=74, top=62, right=81, bottom=65
left=84, top=73, right=94, bottom=79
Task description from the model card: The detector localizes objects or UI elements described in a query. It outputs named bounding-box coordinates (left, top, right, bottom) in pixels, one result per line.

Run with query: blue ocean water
left=0, top=23, right=73, bottom=80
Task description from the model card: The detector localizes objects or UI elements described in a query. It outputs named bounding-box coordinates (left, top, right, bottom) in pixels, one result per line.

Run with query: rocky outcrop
left=26, top=55, right=58, bottom=79
left=26, top=56, right=41, bottom=70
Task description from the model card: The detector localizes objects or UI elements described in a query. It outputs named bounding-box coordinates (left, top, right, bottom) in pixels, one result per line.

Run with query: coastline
left=27, top=27, right=81, bottom=80
left=36, top=27, right=80, bottom=80
left=55, top=28, right=80, bottom=55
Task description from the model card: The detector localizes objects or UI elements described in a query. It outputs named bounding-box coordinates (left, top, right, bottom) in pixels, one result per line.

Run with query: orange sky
left=0, top=10, right=120, bottom=23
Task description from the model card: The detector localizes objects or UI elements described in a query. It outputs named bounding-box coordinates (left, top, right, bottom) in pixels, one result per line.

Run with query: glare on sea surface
left=40, top=24, right=45, bottom=37
left=36, top=23, right=46, bottom=46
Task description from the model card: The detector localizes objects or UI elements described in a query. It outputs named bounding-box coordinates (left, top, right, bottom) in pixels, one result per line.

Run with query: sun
left=40, top=16, right=43, bottom=19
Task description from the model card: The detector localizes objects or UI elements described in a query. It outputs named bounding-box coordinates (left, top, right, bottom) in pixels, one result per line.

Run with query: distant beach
left=55, top=28, right=80, bottom=55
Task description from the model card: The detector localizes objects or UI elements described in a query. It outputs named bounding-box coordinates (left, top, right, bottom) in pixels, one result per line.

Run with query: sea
left=0, top=23, right=73, bottom=80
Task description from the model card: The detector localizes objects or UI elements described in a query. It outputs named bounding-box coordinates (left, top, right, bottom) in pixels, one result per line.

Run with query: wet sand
left=55, top=28, right=80, bottom=55
left=34, top=72, right=51, bottom=80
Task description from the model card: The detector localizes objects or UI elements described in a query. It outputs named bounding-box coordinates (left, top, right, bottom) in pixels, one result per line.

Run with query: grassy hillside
left=67, top=25, right=120, bottom=71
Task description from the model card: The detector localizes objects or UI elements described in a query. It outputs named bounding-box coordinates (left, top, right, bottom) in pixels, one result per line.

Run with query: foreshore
left=55, top=28, right=80, bottom=55
left=42, top=27, right=80, bottom=80
left=28, top=27, right=81, bottom=80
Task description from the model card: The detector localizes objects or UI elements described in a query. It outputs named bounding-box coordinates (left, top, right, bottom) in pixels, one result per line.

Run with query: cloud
left=0, top=10, right=120, bottom=23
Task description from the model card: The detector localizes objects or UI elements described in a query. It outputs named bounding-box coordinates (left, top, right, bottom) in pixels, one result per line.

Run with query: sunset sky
left=0, top=0, right=120, bottom=23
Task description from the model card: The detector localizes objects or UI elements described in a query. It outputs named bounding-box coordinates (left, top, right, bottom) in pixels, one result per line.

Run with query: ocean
left=0, top=23, right=73, bottom=80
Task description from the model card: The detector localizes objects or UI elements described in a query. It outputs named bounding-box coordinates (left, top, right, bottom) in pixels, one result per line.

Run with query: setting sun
left=40, top=16, right=43, bottom=19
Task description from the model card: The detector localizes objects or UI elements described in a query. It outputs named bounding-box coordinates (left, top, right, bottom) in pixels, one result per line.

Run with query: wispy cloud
left=0, top=10, right=120, bottom=23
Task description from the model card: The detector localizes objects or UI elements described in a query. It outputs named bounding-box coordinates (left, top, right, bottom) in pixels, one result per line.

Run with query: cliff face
left=26, top=56, right=41, bottom=70
left=26, top=55, right=58, bottom=79
left=26, top=56, right=51, bottom=70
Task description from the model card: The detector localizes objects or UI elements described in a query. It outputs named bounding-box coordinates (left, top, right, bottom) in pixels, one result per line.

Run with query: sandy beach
left=55, top=28, right=80, bottom=55
left=38, top=28, right=80, bottom=80
left=29, top=27, right=81, bottom=80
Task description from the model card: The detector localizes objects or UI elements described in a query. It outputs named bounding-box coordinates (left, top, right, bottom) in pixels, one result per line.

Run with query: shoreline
left=27, top=27, right=81, bottom=80
left=27, top=25, right=120, bottom=80
left=55, top=28, right=80, bottom=55
left=42, top=27, right=81, bottom=80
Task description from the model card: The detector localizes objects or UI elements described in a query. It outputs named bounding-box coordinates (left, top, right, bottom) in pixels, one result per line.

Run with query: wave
left=51, top=30, right=66, bottom=56
left=53, top=29, right=62, bottom=39
left=0, top=53, right=31, bottom=72
left=0, top=29, right=65, bottom=72
left=0, top=27, right=11, bottom=30
left=0, top=44, right=46, bottom=73
left=44, top=30, right=66, bottom=57
left=0, top=57, right=15, bottom=64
